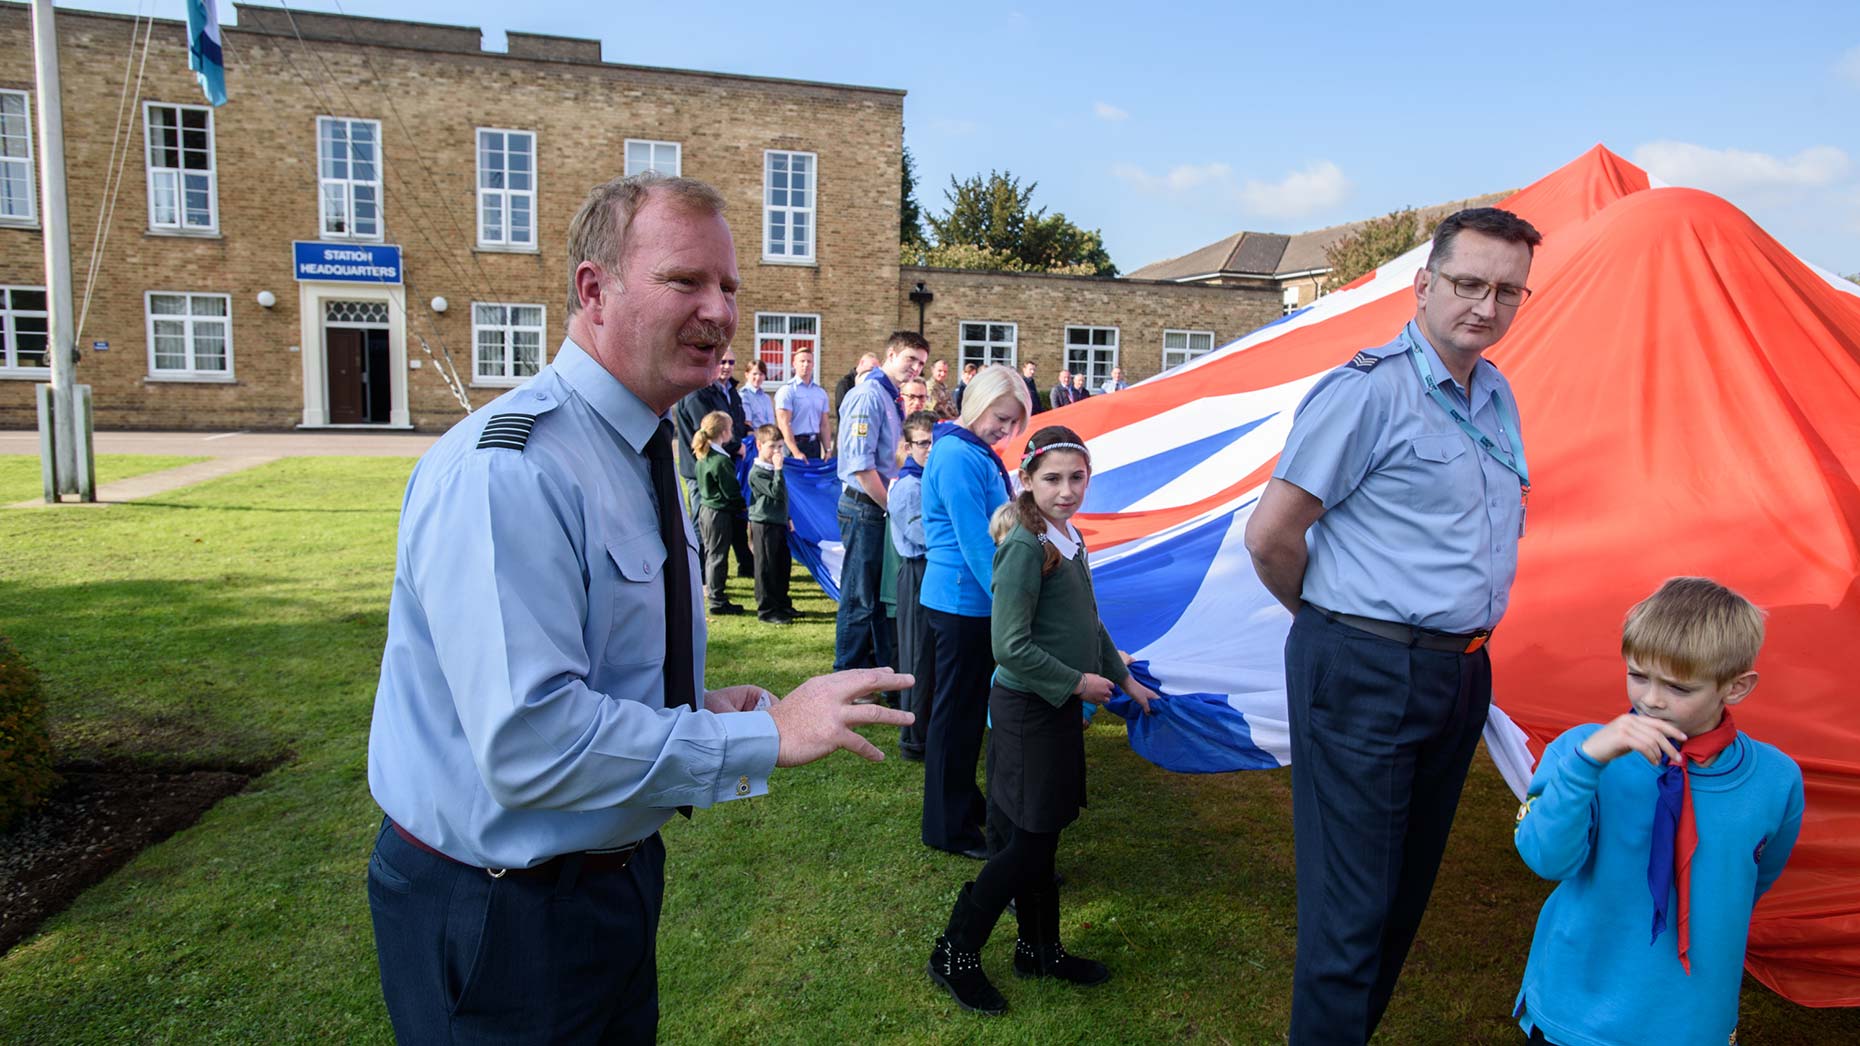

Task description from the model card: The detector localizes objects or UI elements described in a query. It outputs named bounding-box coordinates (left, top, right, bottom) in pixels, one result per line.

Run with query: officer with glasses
left=1245, top=207, right=1543, bottom=1046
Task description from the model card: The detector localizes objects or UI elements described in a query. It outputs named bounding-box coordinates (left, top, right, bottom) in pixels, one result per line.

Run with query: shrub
left=0, top=635, right=58, bottom=831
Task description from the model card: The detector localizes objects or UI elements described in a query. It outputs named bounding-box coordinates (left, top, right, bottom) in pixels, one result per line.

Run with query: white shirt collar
left=1043, top=518, right=1081, bottom=560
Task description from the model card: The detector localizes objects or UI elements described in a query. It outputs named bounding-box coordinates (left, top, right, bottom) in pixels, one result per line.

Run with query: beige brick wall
left=896, top=265, right=1280, bottom=393
left=0, top=5, right=901, bottom=431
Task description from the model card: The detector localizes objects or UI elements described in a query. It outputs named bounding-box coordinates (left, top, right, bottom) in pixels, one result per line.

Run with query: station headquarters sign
left=292, top=242, right=404, bottom=284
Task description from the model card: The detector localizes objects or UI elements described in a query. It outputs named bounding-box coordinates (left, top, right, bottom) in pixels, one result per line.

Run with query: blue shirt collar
left=553, top=338, right=664, bottom=454
left=1404, top=321, right=1496, bottom=412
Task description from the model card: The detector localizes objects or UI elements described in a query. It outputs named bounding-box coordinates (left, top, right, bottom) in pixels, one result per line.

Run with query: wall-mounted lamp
left=430, top=296, right=449, bottom=314
left=907, top=281, right=934, bottom=334
left=256, top=290, right=277, bottom=308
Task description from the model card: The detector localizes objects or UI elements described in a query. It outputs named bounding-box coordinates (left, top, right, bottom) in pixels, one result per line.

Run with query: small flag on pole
left=186, top=0, right=227, bottom=106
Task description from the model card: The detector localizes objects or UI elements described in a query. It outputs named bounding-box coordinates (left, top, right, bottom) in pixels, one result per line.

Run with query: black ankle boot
left=1011, top=887, right=1109, bottom=986
left=927, top=882, right=1008, bottom=1015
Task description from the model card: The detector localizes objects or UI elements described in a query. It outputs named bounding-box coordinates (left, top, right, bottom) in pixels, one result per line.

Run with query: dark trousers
left=749, top=521, right=791, bottom=619
left=895, top=555, right=931, bottom=752
left=368, top=820, right=667, bottom=1045
left=969, top=818, right=1060, bottom=924
left=731, top=510, right=754, bottom=579
left=921, top=607, right=992, bottom=852
left=794, top=433, right=822, bottom=460
left=698, top=506, right=739, bottom=608
left=833, top=490, right=893, bottom=672
left=1285, top=604, right=1493, bottom=1046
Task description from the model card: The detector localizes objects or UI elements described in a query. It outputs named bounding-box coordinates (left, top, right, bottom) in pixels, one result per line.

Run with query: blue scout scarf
left=932, top=420, right=1012, bottom=500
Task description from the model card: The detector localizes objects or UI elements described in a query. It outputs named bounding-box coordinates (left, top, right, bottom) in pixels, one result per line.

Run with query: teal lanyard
left=1404, top=332, right=1529, bottom=489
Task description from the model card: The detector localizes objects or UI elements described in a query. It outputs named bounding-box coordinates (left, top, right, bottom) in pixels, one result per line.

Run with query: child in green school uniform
left=927, top=424, right=1158, bottom=1017
left=691, top=410, right=745, bottom=615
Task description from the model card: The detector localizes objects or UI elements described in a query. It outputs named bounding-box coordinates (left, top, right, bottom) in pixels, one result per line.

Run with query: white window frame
left=316, top=116, right=384, bottom=240
left=624, top=139, right=682, bottom=177
left=476, top=128, right=537, bottom=250
left=144, top=291, right=233, bottom=381
left=753, top=312, right=819, bottom=384
left=762, top=149, right=816, bottom=264
left=957, top=320, right=1018, bottom=370
left=1063, top=325, right=1119, bottom=387
left=471, top=302, right=548, bottom=387
left=143, top=102, right=218, bottom=233
left=0, top=285, right=50, bottom=375
left=0, top=90, right=37, bottom=226
left=1282, top=286, right=1302, bottom=316
left=1162, top=328, right=1216, bottom=371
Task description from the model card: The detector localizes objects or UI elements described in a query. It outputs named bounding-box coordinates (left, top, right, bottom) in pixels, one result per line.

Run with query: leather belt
left=1308, top=604, right=1492, bottom=654
left=843, top=486, right=880, bottom=507
left=390, top=820, right=646, bottom=880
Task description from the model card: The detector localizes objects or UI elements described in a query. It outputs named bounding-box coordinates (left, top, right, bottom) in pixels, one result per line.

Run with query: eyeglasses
left=719, top=359, right=737, bottom=367
left=905, top=438, right=933, bottom=448
left=902, top=393, right=928, bottom=402
left=1435, top=271, right=1531, bottom=307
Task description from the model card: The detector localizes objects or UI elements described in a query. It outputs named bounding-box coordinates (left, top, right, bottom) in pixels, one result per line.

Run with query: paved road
left=0, top=429, right=439, bottom=458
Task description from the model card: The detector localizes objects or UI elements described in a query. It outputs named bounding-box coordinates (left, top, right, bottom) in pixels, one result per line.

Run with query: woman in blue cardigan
left=918, top=365, right=1032, bottom=856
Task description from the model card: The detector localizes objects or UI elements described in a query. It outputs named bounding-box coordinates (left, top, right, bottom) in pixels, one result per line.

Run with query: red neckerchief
left=1652, top=710, right=1738, bottom=973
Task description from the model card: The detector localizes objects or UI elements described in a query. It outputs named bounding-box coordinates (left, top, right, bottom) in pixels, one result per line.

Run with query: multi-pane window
left=0, top=286, right=49, bottom=371
left=477, top=129, right=536, bottom=248
left=0, top=90, right=35, bottom=224
left=958, top=321, right=1017, bottom=370
left=1282, top=287, right=1302, bottom=316
left=1063, top=325, right=1119, bottom=387
left=146, top=292, right=231, bottom=378
left=763, top=150, right=815, bottom=262
left=318, top=117, right=382, bottom=239
left=473, top=303, right=547, bottom=384
left=1162, top=329, right=1216, bottom=371
left=625, top=139, right=681, bottom=177
left=145, top=103, right=216, bottom=231
left=754, top=313, right=818, bottom=384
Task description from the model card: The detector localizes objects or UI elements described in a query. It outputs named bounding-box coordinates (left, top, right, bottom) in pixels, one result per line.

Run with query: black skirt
left=986, top=683, right=1087, bottom=834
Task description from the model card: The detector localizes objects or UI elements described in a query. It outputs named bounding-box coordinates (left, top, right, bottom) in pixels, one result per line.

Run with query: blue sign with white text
left=293, top=241, right=403, bottom=284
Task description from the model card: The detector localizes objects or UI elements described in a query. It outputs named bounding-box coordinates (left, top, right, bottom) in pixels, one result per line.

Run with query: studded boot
left=927, top=881, right=1008, bottom=1015
left=1011, top=884, right=1110, bottom=986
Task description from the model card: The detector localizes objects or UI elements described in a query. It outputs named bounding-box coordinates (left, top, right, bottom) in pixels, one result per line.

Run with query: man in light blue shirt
left=1244, top=207, right=1542, bottom=1046
left=366, top=173, right=911, bottom=1044
left=775, top=344, right=831, bottom=460
left=833, top=331, right=927, bottom=674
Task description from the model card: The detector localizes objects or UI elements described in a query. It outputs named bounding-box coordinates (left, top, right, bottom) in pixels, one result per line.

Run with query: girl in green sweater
left=691, top=410, right=745, bottom=615
left=927, top=424, right=1156, bottom=1016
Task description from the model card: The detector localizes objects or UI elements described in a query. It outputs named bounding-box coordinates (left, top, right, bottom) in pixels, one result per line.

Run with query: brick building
left=0, top=3, right=1276, bottom=432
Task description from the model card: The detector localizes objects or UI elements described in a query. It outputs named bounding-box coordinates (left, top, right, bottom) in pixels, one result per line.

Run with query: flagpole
left=31, top=0, right=90, bottom=501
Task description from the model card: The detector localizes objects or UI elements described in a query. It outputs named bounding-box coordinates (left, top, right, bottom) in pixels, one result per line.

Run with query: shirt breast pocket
left=603, top=531, right=668, bottom=670
left=1399, top=433, right=1474, bottom=513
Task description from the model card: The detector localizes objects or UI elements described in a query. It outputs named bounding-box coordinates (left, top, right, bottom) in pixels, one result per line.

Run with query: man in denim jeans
left=833, top=331, right=928, bottom=673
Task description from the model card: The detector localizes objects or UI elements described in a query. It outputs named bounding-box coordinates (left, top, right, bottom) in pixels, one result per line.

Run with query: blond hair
left=565, top=172, right=727, bottom=316
left=956, top=363, right=1032, bottom=433
left=690, top=410, right=733, bottom=458
left=987, top=501, right=1019, bottom=545
left=1621, top=576, right=1766, bottom=685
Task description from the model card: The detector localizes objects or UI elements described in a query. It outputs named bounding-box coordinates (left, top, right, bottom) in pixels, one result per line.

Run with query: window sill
left=0, top=220, right=41, bottom=232
left=144, top=373, right=238, bottom=385
left=146, top=228, right=223, bottom=240
left=319, top=233, right=387, bottom=244
left=760, top=256, right=818, bottom=267
left=475, top=244, right=541, bottom=255
left=0, top=368, right=52, bottom=380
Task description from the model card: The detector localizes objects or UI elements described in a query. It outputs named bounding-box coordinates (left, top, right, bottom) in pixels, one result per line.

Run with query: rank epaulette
left=477, top=413, right=538, bottom=451
left=1344, top=351, right=1383, bottom=372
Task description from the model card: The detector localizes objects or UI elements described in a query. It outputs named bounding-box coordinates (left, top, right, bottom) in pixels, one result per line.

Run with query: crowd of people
left=363, top=171, right=1804, bottom=1045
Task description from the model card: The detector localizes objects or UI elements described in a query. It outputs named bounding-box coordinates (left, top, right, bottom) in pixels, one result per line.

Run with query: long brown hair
left=1013, top=425, right=1090, bottom=575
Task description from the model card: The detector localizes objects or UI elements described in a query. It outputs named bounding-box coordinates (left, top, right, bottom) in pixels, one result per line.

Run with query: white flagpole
left=31, top=0, right=91, bottom=501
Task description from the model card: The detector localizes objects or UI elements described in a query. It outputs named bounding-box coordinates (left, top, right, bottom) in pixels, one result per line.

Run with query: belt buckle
left=1463, top=631, right=1491, bottom=654
left=486, top=867, right=508, bottom=879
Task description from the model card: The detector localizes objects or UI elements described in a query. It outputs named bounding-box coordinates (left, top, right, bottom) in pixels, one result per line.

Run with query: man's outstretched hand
left=768, top=668, right=914, bottom=767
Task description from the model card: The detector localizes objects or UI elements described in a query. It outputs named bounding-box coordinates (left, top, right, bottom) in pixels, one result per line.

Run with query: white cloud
left=1631, top=140, right=1851, bottom=193
left=1093, top=101, right=1129, bottom=122
left=1236, top=161, right=1351, bottom=219
left=1112, top=159, right=1350, bottom=219
left=1838, top=45, right=1860, bottom=87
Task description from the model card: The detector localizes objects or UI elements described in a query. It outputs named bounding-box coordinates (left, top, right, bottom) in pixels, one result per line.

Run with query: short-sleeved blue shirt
left=1273, top=321, right=1527, bottom=633
left=835, top=370, right=903, bottom=492
left=368, top=339, right=780, bottom=869
left=774, top=378, right=829, bottom=436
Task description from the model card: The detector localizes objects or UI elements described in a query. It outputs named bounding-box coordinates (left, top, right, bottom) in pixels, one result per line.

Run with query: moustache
left=680, top=321, right=731, bottom=349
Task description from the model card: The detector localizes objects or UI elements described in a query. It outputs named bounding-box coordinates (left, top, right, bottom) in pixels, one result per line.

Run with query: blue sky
left=57, top=0, right=1860, bottom=275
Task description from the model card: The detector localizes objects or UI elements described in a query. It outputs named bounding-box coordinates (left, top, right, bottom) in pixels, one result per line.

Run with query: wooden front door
left=326, top=328, right=366, bottom=423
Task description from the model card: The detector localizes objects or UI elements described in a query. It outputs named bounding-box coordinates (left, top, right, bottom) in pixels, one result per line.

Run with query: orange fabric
left=1025, top=146, right=1860, bottom=1005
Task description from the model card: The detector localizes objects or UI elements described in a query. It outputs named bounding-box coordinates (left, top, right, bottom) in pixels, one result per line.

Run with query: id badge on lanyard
left=1403, top=332, right=1529, bottom=537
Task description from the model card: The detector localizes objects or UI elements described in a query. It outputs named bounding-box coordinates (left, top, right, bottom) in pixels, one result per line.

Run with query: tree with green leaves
left=900, top=144, right=926, bottom=247
left=1323, top=207, right=1437, bottom=290
left=909, top=170, right=1117, bottom=276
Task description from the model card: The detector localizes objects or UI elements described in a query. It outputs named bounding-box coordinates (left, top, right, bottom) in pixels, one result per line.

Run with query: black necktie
left=647, top=420, right=697, bottom=818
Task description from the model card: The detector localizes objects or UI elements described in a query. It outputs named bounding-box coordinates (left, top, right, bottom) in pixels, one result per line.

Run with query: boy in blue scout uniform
left=1244, top=207, right=1543, bottom=1046
left=365, top=173, right=911, bottom=1043
left=832, top=331, right=928, bottom=674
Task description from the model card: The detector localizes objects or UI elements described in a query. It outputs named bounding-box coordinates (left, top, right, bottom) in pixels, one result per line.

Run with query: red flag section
left=1025, top=145, right=1860, bottom=1005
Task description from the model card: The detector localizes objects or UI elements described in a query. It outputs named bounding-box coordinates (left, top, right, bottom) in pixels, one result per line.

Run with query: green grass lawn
left=0, top=458, right=1853, bottom=1043
left=0, top=453, right=209, bottom=504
